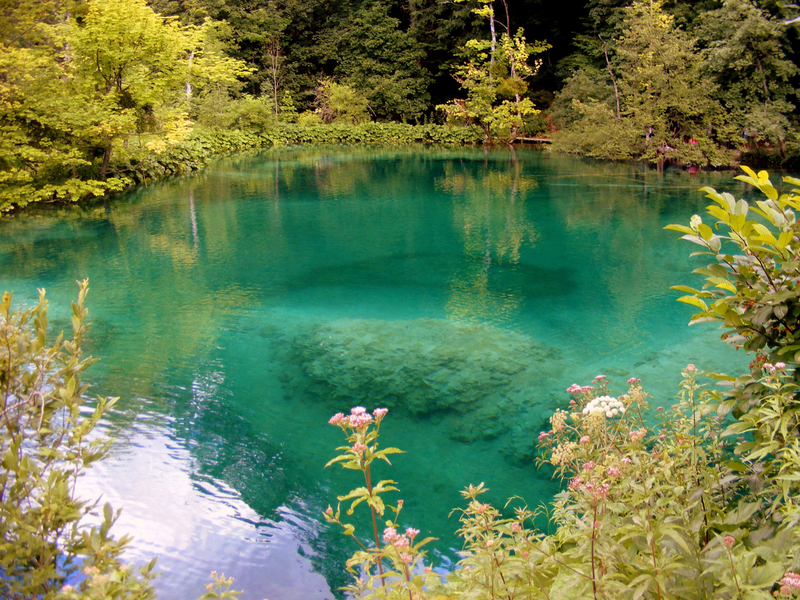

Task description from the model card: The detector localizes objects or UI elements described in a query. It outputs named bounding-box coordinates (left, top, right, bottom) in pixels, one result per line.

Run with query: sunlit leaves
left=0, top=281, right=156, bottom=597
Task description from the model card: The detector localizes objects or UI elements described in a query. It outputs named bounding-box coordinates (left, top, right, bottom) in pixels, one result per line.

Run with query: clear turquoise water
left=0, top=146, right=753, bottom=599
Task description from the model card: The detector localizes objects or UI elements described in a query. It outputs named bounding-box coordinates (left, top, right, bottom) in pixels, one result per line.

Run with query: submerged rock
left=292, top=318, right=563, bottom=441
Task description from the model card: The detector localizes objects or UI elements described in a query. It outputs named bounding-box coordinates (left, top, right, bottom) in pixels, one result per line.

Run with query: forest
left=1, top=0, right=799, bottom=212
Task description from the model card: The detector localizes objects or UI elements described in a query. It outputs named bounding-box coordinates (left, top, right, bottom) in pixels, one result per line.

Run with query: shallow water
left=0, top=146, right=755, bottom=599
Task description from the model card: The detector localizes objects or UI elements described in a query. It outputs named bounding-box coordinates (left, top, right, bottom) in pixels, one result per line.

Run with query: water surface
left=0, top=146, right=754, bottom=599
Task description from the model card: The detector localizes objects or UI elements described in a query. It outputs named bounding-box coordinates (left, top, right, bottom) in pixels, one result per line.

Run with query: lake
left=0, top=146, right=752, bottom=599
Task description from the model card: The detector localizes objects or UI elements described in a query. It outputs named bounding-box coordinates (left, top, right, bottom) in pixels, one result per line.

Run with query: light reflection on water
left=79, top=421, right=334, bottom=600
left=0, top=146, right=762, bottom=599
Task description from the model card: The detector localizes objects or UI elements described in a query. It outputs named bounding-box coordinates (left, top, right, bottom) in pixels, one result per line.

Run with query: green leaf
left=748, top=562, right=784, bottom=587
left=661, top=528, right=691, bottom=554
left=698, top=223, right=713, bottom=241
left=669, top=285, right=706, bottom=295
left=664, top=224, right=695, bottom=235
left=727, top=461, right=748, bottom=472
left=777, top=230, right=793, bottom=251
left=677, top=296, right=709, bottom=310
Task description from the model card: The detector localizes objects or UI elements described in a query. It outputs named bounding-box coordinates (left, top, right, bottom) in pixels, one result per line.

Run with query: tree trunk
left=753, top=51, right=771, bottom=103
left=488, top=4, right=496, bottom=69
left=600, top=36, right=621, bottom=120
left=266, top=40, right=282, bottom=119
left=186, top=50, right=194, bottom=104
left=99, top=144, right=112, bottom=181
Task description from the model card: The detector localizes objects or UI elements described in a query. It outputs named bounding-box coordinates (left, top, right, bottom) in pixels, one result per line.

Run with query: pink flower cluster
left=685, top=364, right=697, bottom=373
left=328, top=406, right=388, bottom=430
left=474, top=502, right=490, bottom=514
left=584, top=481, right=610, bottom=500
left=782, top=572, right=800, bottom=588
left=629, top=428, right=647, bottom=442
left=781, top=573, right=800, bottom=596
left=723, top=535, right=735, bottom=548
left=764, top=362, right=786, bottom=373
left=626, top=377, right=641, bottom=385
left=538, top=431, right=550, bottom=441
left=566, top=383, right=594, bottom=394
left=594, top=375, right=607, bottom=381
left=383, top=526, right=418, bottom=549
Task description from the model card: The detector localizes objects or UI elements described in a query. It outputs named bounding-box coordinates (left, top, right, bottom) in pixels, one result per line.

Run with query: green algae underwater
left=0, top=146, right=752, bottom=600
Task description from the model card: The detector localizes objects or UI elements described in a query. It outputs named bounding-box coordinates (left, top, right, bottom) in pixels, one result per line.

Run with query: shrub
left=315, top=80, right=371, bottom=125
left=0, top=280, right=156, bottom=599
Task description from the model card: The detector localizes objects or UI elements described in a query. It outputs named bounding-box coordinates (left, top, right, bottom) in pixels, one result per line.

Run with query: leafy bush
left=296, top=112, right=325, bottom=126
left=315, top=80, right=371, bottom=125
left=0, top=281, right=156, bottom=599
left=324, top=169, right=800, bottom=600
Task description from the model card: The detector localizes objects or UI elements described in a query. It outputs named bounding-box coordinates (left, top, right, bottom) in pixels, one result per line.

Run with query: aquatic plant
left=295, top=317, right=562, bottom=445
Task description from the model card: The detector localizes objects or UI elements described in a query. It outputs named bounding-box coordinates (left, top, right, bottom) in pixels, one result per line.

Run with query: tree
left=0, top=0, right=128, bottom=211
left=316, top=3, right=432, bottom=122
left=615, top=0, right=732, bottom=165
left=699, top=0, right=798, bottom=152
left=69, top=0, right=196, bottom=178
left=437, top=7, right=548, bottom=144
left=553, top=0, right=735, bottom=166
left=0, top=0, right=249, bottom=211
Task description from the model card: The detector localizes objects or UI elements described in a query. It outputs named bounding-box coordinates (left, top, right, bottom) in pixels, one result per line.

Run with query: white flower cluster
left=582, top=395, right=625, bottom=418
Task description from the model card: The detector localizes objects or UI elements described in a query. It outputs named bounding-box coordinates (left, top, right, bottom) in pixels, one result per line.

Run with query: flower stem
left=365, top=463, right=386, bottom=587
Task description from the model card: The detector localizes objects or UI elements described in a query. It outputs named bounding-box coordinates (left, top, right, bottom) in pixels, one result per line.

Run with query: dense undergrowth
left=110, top=123, right=484, bottom=189
left=0, top=123, right=483, bottom=214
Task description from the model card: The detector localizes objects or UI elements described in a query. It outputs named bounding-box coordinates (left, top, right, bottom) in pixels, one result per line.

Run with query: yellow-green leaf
left=677, top=296, right=709, bottom=310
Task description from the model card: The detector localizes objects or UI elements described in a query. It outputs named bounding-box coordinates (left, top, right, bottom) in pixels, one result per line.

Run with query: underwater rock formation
left=292, top=318, right=564, bottom=445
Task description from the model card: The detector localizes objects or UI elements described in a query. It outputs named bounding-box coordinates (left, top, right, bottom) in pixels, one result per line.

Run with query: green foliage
left=315, top=3, right=432, bottom=122
left=665, top=167, right=800, bottom=421
left=196, top=95, right=276, bottom=133
left=548, top=67, right=614, bottom=130
left=437, top=21, right=549, bottom=144
left=295, top=112, right=325, bottom=126
left=278, top=92, right=299, bottom=124
left=267, top=123, right=483, bottom=146
left=314, top=80, right=371, bottom=125
left=553, top=0, right=736, bottom=166
left=0, top=280, right=156, bottom=599
left=0, top=0, right=248, bottom=212
left=698, top=0, right=798, bottom=151
left=551, top=98, right=640, bottom=160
